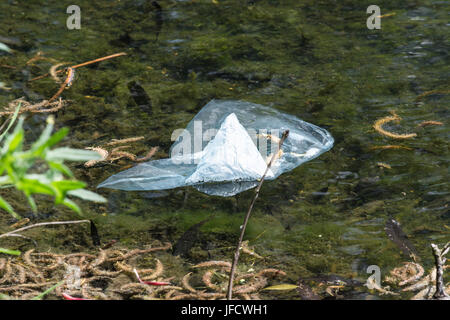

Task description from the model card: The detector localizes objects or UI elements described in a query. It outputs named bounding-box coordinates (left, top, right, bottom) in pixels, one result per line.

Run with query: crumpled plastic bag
left=98, top=100, right=334, bottom=196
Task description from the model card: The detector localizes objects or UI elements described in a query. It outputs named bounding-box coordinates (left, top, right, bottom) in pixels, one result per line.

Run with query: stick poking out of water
left=431, top=242, right=450, bottom=300
left=226, top=130, right=289, bottom=300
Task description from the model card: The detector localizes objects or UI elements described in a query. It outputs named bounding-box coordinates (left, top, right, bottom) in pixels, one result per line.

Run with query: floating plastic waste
left=98, top=100, right=334, bottom=196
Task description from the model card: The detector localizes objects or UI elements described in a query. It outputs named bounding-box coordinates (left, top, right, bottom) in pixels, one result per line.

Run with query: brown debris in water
left=385, top=262, right=424, bottom=286
left=0, top=243, right=286, bottom=300
left=370, top=145, right=413, bottom=151
left=377, top=162, right=391, bottom=169
left=0, top=97, right=67, bottom=116
left=417, top=120, right=444, bottom=127
left=26, top=51, right=58, bottom=66
left=84, top=138, right=158, bottom=168
left=49, top=62, right=70, bottom=84
left=373, top=111, right=417, bottom=140
left=415, top=90, right=450, bottom=101
left=0, top=242, right=172, bottom=300
left=370, top=262, right=450, bottom=299
left=105, top=136, right=145, bottom=146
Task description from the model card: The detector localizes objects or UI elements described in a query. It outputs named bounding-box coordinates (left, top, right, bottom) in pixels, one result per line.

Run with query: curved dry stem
left=373, top=112, right=417, bottom=139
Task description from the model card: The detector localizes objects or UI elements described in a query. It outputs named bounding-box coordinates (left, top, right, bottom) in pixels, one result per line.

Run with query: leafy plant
left=0, top=115, right=106, bottom=218
left=0, top=247, right=20, bottom=255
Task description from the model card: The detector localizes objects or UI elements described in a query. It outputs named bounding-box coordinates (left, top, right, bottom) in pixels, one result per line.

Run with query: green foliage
left=0, top=293, right=11, bottom=300
left=263, top=284, right=299, bottom=291
left=31, top=281, right=64, bottom=300
left=0, top=115, right=106, bottom=218
left=0, top=247, right=21, bottom=255
left=0, top=102, right=21, bottom=142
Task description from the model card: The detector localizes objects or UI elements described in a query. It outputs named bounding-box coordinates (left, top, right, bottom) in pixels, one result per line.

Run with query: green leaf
left=263, top=284, right=299, bottom=291
left=0, top=102, right=21, bottom=143
left=0, top=248, right=21, bottom=256
left=0, top=175, right=12, bottom=185
left=62, top=198, right=83, bottom=216
left=1, top=117, right=24, bottom=155
left=52, top=180, right=86, bottom=192
left=18, top=179, right=57, bottom=196
left=0, top=293, right=11, bottom=300
left=8, top=130, right=23, bottom=152
left=68, top=189, right=107, bottom=203
left=26, top=195, right=37, bottom=213
left=0, top=195, right=20, bottom=219
left=48, top=161, right=73, bottom=177
left=30, top=120, right=53, bottom=154
left=32, top=127, right=69, bottom=156
left=31, top=281, right=64, bottom=300
left=46, top=127, right=69, bottom=148
left=46, top=148, right=102, bottom=161
left=3, top=125, right=23, bottom=154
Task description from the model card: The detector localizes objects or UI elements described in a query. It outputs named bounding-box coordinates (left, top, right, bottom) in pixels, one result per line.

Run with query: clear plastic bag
left=98, top=100, right=334, bottom=196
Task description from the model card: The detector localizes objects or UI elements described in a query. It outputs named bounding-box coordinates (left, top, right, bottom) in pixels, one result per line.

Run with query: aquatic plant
left=365, top=240, right=450, bottom=300
left=373, top=111, right=417, bottom=139
left=0, top=115, right=106, bottom=219
left=0, top=240, right=287, bottom=300
left=84, top=136, right=158, bottom=168
left=29, top=51, right=127, bottom=104
left=0, top=97, right=67, bottom=116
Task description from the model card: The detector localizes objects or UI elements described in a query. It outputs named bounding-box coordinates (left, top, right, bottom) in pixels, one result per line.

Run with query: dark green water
left=0, top=0, right=448, bottom=299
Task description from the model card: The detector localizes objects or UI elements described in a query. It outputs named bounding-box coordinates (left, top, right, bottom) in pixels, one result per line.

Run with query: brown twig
left=70, top=52, right=127, bottom=70
left=370, top=145, right=413, bottom=151
left=105, top=136, right=145, bottom=146
left=431, top=242, right=450, bottom=300
left=0, top=220, right=90, bottom=239
left=226, top=130, right=289, bottom=300
left=0, top=64, right=16, bottom=69
left=0, top=97, right=66, bottom=116
left=415, top=90, right=450, bottom=101
left=417, top=121, right=444, bottom=127
left=29, top=52, right=127, bottom=82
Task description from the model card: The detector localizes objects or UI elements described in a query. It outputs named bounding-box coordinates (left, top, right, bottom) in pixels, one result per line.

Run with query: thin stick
left=0, top=220, right=90, bottom=239
left=29, top=52, right=127, bottom=81
left=29, top=73, right=51, bottom=82
left=70, top=52, right=127, bottom=70
left=226, top=130, right=289, bottom=300
left=47, top=68, right=75, bottom=103
left=431, top=242, right=450, bottom=300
